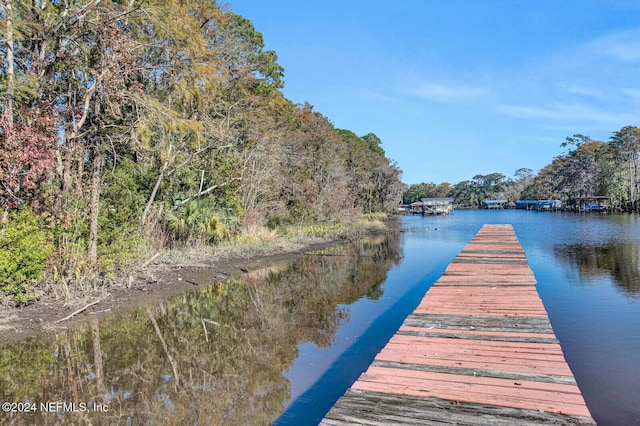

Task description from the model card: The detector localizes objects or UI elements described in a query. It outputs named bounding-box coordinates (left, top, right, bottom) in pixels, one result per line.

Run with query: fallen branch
left=202, top=319, right=209, bottom=343
left=54, top=300, right=101, bottom=324
left=141, top=252, right=160, bottom=268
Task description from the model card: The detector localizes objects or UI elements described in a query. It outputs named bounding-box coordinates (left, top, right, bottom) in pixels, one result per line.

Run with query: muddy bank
left=0, top=238, right=347, bottom=345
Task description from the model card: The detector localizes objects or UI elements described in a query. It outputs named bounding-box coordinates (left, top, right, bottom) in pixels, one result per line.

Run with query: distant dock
left=321, top=224, right=594, bottom=425
left=404, top=198, right=454, bottom=215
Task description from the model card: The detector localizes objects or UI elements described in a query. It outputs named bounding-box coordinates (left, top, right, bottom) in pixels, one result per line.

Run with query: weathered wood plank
left=320, top=389, right=596, bottom=426
left=321, top=224, right=594, bottom=425
left=414, top=306, right=548, bottom=317
left=434, top=281, right=537, bottom=286
left=382, top=334, right=567, bottom=355
left=460, top=249, right=526, bottom=254
left=444, top=263, right=534, bottom=274
left=356, top=366, right=587, bottom=401
left=401, top=324, right=556, bottom=339
left=436, top=275, right=537, bottom=283
left=405, top=313, right=554, bottom=333
left=396, top=329, right=559, bottom=344
left=376, top=341, right=574, bottom=376
left=371, top=361, right=578, bottom=385
left=450, top=258, right=530, bottom=265
left=352, top=368, right=591, bottom=417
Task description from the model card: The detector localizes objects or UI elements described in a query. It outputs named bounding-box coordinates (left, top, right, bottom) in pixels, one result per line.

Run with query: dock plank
left=321, top=224, right=594, bottom=425
left=352, top=366, right=590, bottom=415
left=322, top=389, right=593, bottom=426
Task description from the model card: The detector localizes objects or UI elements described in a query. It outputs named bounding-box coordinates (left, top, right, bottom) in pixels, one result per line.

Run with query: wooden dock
left=321, top=224, right=595, bottom=425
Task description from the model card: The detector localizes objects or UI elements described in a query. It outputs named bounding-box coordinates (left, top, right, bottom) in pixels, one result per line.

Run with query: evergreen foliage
left=0, top=209, right=53, bottom=302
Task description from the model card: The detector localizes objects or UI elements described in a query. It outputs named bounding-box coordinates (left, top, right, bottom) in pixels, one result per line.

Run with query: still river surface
left=1, top=210, right=639, bottom=425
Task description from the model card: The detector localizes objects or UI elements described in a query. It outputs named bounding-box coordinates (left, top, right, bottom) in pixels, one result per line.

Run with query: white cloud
left=557, top=83, right=607, bottom=100
left=400, top=71, right=486, bottom=104
left=621, top=88, right=640, bottom=99
left=540, top=123, right=588, bottom=133
left=356, top=89, right=402, bottom=104
left=493, top=28, right=640, bottom=131
left=586, top=29, right=640, bottom=64
left=402, top=77, right=486, bottom=104
left=497, top=102, right=636, bottom=126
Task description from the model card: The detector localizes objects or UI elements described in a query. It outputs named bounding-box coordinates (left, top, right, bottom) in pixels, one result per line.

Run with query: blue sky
left=228, top=1, right=640, bottom=185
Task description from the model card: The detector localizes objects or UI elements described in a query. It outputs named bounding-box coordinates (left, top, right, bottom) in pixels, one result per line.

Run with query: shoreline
left=0, top=236, right=354, bottom=346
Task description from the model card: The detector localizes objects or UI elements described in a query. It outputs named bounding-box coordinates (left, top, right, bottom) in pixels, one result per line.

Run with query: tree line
left=0, top=1, right=404, bottom=301
left=403, top=126, right=640, bottom=211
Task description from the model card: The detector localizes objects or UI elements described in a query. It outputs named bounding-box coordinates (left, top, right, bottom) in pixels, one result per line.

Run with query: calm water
left=1, top=211, right=639, bottom=425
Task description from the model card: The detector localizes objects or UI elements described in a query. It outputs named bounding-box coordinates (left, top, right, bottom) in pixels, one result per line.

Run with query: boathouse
left=515, top=200, right=537, bottom=210
left=535, top=199, right=562, bottom=211
left=483, top=199, right=507, bottom=209
left=420, top=198, right=454, bottom=215
left=575, top=196, right=610, bottom=212
left=407, top=201, right=423, bottom=214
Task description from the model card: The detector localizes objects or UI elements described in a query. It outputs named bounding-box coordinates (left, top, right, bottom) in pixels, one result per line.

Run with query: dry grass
left=21, top=215, right=391, bottom=302
left=152, top=216, right=389, bottom=267
left=232, top=224, right=282, bottom=246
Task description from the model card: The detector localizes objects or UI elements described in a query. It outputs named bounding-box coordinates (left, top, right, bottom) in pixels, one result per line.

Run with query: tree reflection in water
left=0, top=231, right=402, bottom=425
left=553, top=240, right=640, bottom=295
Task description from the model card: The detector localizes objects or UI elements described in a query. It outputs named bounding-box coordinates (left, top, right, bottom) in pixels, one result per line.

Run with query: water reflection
left=554, top=240, right=640, bottom=295
left=0, top=231, right=401, bottom=425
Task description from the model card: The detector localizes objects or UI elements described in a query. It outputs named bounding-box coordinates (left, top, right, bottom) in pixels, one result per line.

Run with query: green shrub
left=166, top=199, right=239, bottom=245
left=0, top=209, right=53, bottom=303
left=97, top=228, right=148, bottom=275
